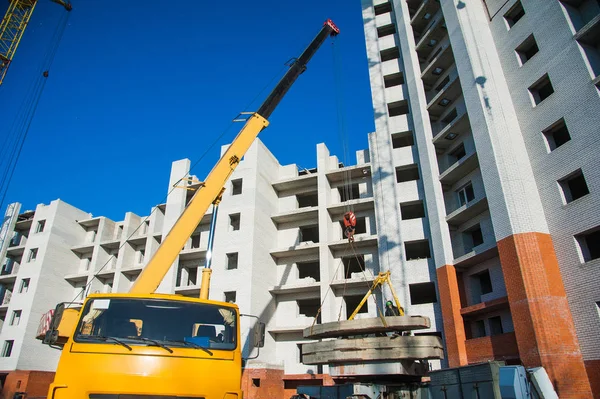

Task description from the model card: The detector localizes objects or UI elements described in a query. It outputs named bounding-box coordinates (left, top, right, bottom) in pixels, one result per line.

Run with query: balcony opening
left=187, top=267, right=198, bottom=286
left=473, top=320, right=486, bottom=338
left=400, top=200, right=426, bottom=220
left=191, top=234, right=201, bottom=249
left=340, top=217, right=367, bottom=237
left=405, top=239, right=431, bottom=260
left=1, top=259, right=14, bottom=275
left=575, top=227, right=600, bottom=262
left=377, top=23, right=396, bottom=38
left=10, top=310, right=21, bottom=326
left=27, top=248, right=38, bottom=262
left=226, top=252, right=238, bottom=270
left=374, top=1, right=392, bottom=15
left=396, top=164, right=420, bottom=183
left=298, top=298, right=321, bottom=322
left=224, top=291, right=236, bottom=303
left=464, top=224, right=484, bottom=252
left=528, top=74, right=554, bottom=105
left=35, top=220, right=46, bottom=233
left=19, top=278, right=29, bottom=294
left=380, top=47, right=400, bottom=62
left=231, top=179, right=243, bottom=195
left=345, top=295, right=368, bottom=319
left=229, top=213, right=241, bottom=231
left=391, top=130, right=414, bottom=148
left=434, top=75, right=450, bottom=92
left=489, top=316, right=504, bottom=336
left=559, top=169, right=590, bottom=203
left=297, top=192, right=318, bottom=208
left=384, top=72, right=405, bottom=88
left=477, top=269, right=493, bottom=295
left=543, top=119, right=571, bottom=151
left=441, top=108, right=458, bottom=124
left=456, top=182, right=475, bottom=207
left=448, top=143, right=466, bottom=165
left=80, top=256, right=92, bottom=272
left=342, top=255, right=365, bottom=278
left=338, top=183, right=360, bottom=202
left=298, top=261, right=320, bottom=282
left=470, top=269, right=493, bottom=304
left=409, top=282, right=437, bottom=305
left=388, top=100, right=410, bottom=116
left=560, top=0, right=600, bottom=31
left=1, top=340, right=14, bottom=357
left=136, top=249, right=145, bottom=264
left=516, top=34, right=539, bottom=65
left=504, top=1, right=525, bottom=28
left=299, top=225, right=319, bottom=244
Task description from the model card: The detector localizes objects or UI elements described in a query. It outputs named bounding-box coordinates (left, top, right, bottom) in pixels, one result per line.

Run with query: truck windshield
left=74, top=298, right=237, bottom=351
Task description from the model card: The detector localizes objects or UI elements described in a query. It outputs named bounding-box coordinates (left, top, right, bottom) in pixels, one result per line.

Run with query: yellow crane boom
left=0, top=0, right=71, bottom=85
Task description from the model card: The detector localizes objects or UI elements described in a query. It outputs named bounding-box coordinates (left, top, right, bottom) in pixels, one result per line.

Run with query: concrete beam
left=301, top=336, right=444, bottom=365
left=303, top=316, right=430, bottom=339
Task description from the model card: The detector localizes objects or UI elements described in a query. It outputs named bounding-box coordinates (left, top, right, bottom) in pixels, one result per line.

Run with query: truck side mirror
left=42, top=303, right=65, bottom=345
left=253, top=322, right=265, bottom=348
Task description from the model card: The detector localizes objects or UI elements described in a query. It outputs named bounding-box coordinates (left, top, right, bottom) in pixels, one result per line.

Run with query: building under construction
left=0, top=0, right=598, bottom=397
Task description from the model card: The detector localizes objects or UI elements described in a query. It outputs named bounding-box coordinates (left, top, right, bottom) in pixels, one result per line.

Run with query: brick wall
left=1, top=370, right=55, bottom=399
left=241, top=368, right=334, bottom=399
left=465, top=332, right=519, bottom=364
left=498, top=232, right=592, bottom=398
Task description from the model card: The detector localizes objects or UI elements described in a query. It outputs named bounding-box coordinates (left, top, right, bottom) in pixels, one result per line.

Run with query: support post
left=199, top=192, right=223, bottom=300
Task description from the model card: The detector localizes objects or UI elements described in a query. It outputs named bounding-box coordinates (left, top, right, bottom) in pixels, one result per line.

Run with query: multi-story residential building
left=0, top=139, right=409, bottom=398
left=361, top=0, right=599, bottom=397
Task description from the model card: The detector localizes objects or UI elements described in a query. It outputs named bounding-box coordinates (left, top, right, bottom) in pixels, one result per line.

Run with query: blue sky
left=0, top=1, right=375, bottom=221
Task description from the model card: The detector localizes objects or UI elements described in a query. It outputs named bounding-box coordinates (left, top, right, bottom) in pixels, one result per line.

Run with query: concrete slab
left=301, top=336, right=444, bottom=365
left=328, top=361, right=429, bottom=377
left=303, top=316, right=430, bottom=339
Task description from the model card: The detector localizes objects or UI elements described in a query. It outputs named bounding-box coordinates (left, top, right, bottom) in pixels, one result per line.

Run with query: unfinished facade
left=362, top=0, right=600, bottom=397
left=0, top=139, right=422, bottom=398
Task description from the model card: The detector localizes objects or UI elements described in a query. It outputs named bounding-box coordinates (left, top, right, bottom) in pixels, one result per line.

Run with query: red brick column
left=242, top=368, right=284, bottom=399
left=498, top=232, right=592, bottom=398
left=437, top=265, right=467, bottom=367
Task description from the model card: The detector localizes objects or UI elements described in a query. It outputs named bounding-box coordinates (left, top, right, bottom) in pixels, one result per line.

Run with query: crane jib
left=256, top=19, right=340, bottom=120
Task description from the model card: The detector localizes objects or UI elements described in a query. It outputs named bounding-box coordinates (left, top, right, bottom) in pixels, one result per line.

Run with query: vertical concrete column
left=362, top=1, right=408, bottom=309
left=388, top=0, right=461, bottom=365
left=156, top=159, right=190, bottom=294
left=440, top=1, right=591, bottom=396
left=316, top=144, right=336, bottom=323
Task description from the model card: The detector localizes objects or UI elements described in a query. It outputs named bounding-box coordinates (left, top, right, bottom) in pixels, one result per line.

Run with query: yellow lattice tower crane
left=0, top=0, right=71, bottom=85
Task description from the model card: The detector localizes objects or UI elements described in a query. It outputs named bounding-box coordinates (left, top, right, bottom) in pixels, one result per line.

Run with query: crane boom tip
left=324, top=19, right=340, bottom=36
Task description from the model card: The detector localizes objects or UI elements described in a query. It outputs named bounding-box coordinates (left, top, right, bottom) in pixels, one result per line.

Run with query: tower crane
left=0, top=0, right=71, bottom=85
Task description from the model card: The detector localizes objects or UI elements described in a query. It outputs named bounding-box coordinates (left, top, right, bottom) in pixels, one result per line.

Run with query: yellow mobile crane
left=0, top=0, right=71, bottom=85
left=37, top=19, right=340, bottom=399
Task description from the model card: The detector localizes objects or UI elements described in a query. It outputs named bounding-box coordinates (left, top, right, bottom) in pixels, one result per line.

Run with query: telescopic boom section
left=129, top=19, right=339, bottom=295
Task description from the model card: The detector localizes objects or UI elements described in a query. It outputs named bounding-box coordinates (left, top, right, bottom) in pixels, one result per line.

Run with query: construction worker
left=343, top=211, right=357, bottom=242
left=385, top=300, right=403, bottom=317
left=384, top=300, right=409, bottom=337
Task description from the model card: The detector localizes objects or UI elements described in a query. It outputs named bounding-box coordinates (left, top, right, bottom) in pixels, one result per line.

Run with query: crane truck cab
left=41, top=293, right=264, bottom=398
